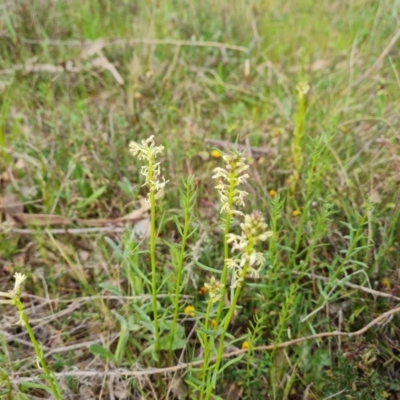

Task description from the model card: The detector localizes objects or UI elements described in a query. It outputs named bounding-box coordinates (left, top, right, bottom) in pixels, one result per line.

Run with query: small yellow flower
left=184, top=305, right=195, bottom=317
left=269, top=189, right=276, bottom=198
left=381, top=277, right=391, bottom=289
left=242, top=341, right=249, bottom=350
left=210, top=149, right=222, bottom=159
left=292, top=209, right=301, bottom=217
left=210, top=319, right=216, bottom=329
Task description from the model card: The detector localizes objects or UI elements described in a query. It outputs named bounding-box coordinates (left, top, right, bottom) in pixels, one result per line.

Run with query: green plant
left=168, top=176, right=198, bottom=362
left=0, top=274, right=62, bottom=400
left=290, top=81, right=309, bottom=196
left=203, top=212, right=272, bottom=400
left=129, top=136, right=168, bottom=359
left=1, top=1, right=400, bottom=398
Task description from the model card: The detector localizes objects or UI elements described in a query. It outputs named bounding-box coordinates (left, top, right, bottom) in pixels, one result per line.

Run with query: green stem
left=199, top=299, right=213, bottom=399
left=148, top=162, right=160, bottom=356
left=215, top=180, right=235, bottom=326
left=169, top=182, right=192, bottom=362
left=265, top=196, right=281, bottom=311
left=204, top=262, right=249, bottom=400
left=14, top=298, right=62, bottom=400
left=200, top=176, right=234, bottom=396
left=291, top=86, right=307, bottom=196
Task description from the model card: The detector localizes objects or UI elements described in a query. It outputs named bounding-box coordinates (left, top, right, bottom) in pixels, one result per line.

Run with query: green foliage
left=0, top=0, right=399, bottom=398
left=324, top=351, right=391, bottom=399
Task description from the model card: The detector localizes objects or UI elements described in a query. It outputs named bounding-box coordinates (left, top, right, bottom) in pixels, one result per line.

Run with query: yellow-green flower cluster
left=225, top=212, right=272, bottom=288
left=204, top=276, right=223, bottom=303
left=212, top=152, right=249, bottom=216
left=129, top=135, right=168, bottom=200
left=296, top=81, right=310, bottom=100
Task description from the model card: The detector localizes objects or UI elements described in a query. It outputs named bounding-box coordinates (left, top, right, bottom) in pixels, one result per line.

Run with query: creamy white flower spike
left=212, top=152, right=249, bottom=216
left=226, top=212, right=272, bottom=288
left=129, top=135, right=164, bottom=159
left=12, top=273, right=27, bottom=296
left=129, top=135, right=168, bottom=200
left=0, top=272, right=27, bottom=305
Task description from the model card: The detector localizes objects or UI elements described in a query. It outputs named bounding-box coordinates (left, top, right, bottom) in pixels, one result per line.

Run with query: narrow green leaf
left=76, top=186, right=107, bottom=209
left=88, top=344, right=116, bottom=363
left=195, top=260, right=221, bottom=274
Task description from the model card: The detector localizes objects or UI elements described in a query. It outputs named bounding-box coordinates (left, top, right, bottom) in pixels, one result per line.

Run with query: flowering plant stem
left=203, top=262, right=249, bottom=400
left=129, top=136, right=167, bottom=359
left=199, top=299, right=213, bottom=399
left=199, top=151, right=250, bottom=396
left=168, top=179, right=193, bottom=362
left=14, top=297, right=62, bottom=400
left=212, top=152, right=249, bottom=327
left=215, top=196, right=233, bottom=326
left=291, top=82, right=309, bottom=196
left=149, top=175, right=160, bottom=356
left=200, top=184, right=233, bottom=391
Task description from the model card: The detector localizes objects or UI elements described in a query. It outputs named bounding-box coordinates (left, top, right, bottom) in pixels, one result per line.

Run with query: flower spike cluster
left=129, top=135, right=168, bottom=200
left=212, top=152, right=249, bottom=216
left=0, top=273, right=27, bottom=325
left=225, top=212, right=272, bottom=288
left=0, top=272, right=27, bottom=305
left=296, top=81, right=310, bottom=100
left=204, top=276, right=224, bottom=303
